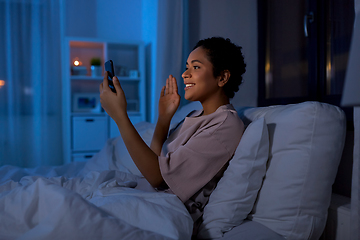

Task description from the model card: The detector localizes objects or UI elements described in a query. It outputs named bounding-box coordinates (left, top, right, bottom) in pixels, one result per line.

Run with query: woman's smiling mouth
left=185, top=83, right=195, bottom=90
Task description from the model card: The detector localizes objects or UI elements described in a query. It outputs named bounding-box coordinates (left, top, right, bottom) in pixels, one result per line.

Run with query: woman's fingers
left=161, top=75, right=179, bottom=97
left=160, top=86, right=165, bottom=97
left=171, top=75, right=178, bottom=94
left=112, top=76, right=122, bottom=93
left=168, top=75, right=173, bottom=94
left=166, top=76, right=170, bottom=94
left=103, top=71, right=110, bottom=90
left=99, top=82, right=103, bottom=92
left=164, top=75, right=178, bottom=95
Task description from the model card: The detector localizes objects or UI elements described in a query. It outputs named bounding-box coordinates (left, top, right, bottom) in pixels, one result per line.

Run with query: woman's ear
left=218, top=70, right=231, bottom=87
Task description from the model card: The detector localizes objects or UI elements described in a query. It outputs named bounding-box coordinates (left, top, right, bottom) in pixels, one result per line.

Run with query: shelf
left=118, top=77, right=141, bottom=81
left=71, top=112, right=106, bottom=117
left=70, top=41, right=103, bottom=49
left=62, top=37, right=146, bottom=164
left=71, top=76, right=103, bottom=81
left=70, top=76, right=140, bottom=81
left=71, top=110, right=142, bottom=116
left=128, top=112, right=142, bottom=116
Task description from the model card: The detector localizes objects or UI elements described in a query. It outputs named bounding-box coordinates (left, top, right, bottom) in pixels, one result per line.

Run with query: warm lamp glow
left=0, top=80, right=5, bottom=89
left=73, top=58, right=82, bottom=66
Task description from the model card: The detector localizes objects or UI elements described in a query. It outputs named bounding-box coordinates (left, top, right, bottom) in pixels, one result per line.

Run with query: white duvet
left=0, top=125, right=193, bottom=240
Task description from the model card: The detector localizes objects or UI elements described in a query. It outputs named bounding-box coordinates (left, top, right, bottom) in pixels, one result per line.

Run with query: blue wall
left=65, top=0, right=143, bottom=41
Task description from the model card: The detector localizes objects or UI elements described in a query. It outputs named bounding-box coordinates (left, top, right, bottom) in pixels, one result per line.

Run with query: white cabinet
left=61, top=37, right=146, bottom=164
left=72, top=116, right=108, bottom=151
left=72, top=153, right=95, bottom=163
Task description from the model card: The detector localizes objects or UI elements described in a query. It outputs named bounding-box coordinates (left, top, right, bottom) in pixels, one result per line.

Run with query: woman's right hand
left=99, top=72, right=128, bottom=124
left=158, top=75, right=180, bottom=122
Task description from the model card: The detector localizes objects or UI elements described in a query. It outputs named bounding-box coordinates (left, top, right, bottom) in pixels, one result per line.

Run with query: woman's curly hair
left=193, top=37, right=246, bottom=99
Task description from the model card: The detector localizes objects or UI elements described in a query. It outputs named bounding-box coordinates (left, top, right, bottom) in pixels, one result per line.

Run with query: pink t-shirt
left=158, top=104, right=244, bottom=203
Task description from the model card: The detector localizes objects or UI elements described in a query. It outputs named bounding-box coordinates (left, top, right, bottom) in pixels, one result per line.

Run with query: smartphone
left=104, top=60, right=116, bottom=93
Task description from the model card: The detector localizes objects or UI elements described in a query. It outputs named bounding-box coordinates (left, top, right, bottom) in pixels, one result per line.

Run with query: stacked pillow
left=197, top=117, right=269, bottom=239
left=238, top=102, right=346, bottom=239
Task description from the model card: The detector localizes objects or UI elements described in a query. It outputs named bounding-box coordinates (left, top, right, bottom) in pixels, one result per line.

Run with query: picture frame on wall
left=72, top=93, right=102, bottom=113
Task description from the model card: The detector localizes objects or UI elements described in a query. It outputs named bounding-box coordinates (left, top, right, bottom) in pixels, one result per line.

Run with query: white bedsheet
left=0, top=137, right=193, bottom=240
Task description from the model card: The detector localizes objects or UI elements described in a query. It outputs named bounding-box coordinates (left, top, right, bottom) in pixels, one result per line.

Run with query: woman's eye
left=194, top=66, right=200, bottom=69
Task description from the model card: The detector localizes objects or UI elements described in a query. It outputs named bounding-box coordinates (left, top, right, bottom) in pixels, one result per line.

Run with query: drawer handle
left=84, top=155, right=93, bottom=158
left=85, top=119, right=94, bottom=122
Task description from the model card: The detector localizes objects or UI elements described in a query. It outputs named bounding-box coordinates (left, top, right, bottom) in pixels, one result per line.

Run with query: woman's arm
left=99, top=73, right=179, bottom=187
left=150, top=75, right=180, bottom=155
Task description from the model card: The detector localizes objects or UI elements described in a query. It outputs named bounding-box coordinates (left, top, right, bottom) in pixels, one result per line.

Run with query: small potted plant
left=90, top=57, right=102, bottom=77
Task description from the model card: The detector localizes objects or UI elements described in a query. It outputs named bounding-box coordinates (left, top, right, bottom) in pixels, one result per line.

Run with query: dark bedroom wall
left=188, top=0, right=258, bottom=108
left=96, top=0, right=143, bottom=41
left=65, top=0, right=143, bottom=41
left=65, top=0, right=98, bottom=38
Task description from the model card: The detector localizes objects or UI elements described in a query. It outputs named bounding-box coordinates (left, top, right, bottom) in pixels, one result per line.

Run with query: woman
left=100, top=37, right=246, bottom=234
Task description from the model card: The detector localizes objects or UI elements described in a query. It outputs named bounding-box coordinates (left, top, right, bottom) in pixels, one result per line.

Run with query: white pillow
left=197, top=117, right=269, bottom=239
left=238, top=102, right=346, bottom=240
left=113, top=122, right=155, bottom=177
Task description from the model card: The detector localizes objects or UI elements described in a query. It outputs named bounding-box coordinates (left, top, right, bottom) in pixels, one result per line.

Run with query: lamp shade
left=341, top=3, right=360, bottom=107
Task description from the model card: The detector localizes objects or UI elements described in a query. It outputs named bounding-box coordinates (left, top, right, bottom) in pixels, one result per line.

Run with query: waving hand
left=158, top=75, right=181, bottom=121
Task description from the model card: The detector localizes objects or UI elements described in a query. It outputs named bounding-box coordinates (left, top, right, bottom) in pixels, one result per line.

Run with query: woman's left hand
left=158, top=75, right=181, bottom=122
left=99, top=72, right=127, bottom=123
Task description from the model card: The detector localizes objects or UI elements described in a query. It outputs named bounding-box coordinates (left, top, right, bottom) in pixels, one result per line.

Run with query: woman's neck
left=201, top=97, right=230, bottom=116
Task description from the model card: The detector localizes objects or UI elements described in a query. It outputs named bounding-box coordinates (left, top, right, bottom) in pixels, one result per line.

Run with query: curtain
left=150, top=0, right=189, bottom=122
left=351, top=0, right=360, bottom=239
left=0, top=0, right=63, bottom=167
left=353, top=108, right=360, bottom=240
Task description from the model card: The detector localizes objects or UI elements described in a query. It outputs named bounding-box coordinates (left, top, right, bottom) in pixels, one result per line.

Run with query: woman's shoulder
left=212, top=108, right=244, bottom=155
left=210, top=104, right=244, bottom=128
left=215, top=105, right=244, bottom=134
left=186, top=104, right=244, bottom=138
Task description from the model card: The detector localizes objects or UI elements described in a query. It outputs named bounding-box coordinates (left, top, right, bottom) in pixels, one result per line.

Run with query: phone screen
left=104, top=60, right=116, bottom=93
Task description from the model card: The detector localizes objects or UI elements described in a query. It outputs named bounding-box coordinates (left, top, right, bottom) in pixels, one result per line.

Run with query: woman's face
left=182, top=47, right=221, bottom=103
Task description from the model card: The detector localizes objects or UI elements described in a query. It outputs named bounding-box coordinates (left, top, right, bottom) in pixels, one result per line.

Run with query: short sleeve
left=159, top=133, right=232, bottom=202
left=158, top=110, right=244, bottom=202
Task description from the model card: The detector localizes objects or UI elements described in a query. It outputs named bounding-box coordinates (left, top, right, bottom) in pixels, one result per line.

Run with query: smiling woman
left=99, top=36, right=247, bottom=237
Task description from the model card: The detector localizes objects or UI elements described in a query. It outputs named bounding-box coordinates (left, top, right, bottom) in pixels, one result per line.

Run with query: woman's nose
left=182, top=69, right=190, bottom=79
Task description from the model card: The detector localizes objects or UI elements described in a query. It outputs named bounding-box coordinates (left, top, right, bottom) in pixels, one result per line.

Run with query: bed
left=0, top=101, right=346, bottom=240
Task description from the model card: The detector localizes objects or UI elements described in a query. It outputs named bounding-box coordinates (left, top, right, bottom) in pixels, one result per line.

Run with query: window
left=257, top=0, right=354, bottom=113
